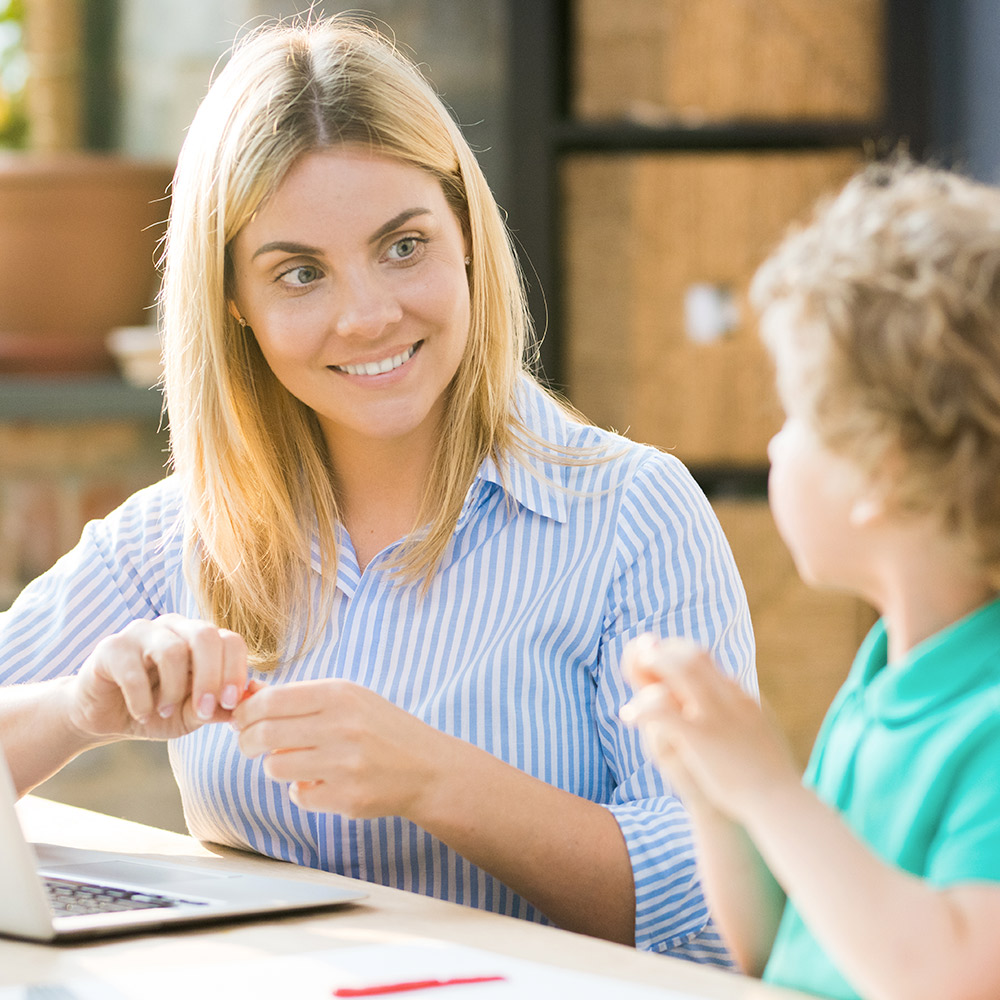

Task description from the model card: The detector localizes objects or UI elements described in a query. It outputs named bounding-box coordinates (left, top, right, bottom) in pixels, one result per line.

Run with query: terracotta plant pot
left=0, top=153, right=175, bottom=374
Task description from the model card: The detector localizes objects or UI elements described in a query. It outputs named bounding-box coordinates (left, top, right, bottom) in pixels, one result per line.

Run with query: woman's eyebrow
left=370, top=207, right=431, bottom=243
left=252, top=240, right=322, bottom=261
left=250, top=208, right=432, bottom=261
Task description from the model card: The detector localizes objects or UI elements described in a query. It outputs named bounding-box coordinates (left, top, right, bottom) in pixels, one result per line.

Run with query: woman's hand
left=232, top=679, right=448, bottom=817
left=622, top=634, right=801, bottom=824
left=66, top=614, right=249, bottom=742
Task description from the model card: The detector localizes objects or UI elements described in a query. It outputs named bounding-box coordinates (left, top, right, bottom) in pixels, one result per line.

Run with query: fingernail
left=221, top=684, right=239, bottom=710
left=158, top=703, right=174, bottom=719
left=196, top=693, right=216, bottom=720
left=619, top=700, right=637, bottom=723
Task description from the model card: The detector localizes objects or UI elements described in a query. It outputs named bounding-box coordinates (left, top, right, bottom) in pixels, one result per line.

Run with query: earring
left=464, top=256, right=471, bottom=266
left=237, top=316, right=247, bottom=329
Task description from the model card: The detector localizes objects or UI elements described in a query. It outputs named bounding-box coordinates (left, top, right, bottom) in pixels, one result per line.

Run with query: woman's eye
left=386, top=237, right=424, bottom=261
left=279, top=264, right=321, bottom=286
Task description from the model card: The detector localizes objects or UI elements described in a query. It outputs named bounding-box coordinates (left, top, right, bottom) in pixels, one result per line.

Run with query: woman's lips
left=330, top=342, right=419, bottom=376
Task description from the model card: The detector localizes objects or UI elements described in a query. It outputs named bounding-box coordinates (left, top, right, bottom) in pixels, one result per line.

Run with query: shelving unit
left=504, top=0, right=931, bottom=393
left=0, top=376, right=162, bottom=423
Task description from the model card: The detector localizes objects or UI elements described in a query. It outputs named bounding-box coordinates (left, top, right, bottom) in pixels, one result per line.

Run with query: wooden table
left=2, top=796, right=813, bottom=998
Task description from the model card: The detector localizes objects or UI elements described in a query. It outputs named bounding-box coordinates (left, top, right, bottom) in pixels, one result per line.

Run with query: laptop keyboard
left=45, top=876, right=206, bottom=916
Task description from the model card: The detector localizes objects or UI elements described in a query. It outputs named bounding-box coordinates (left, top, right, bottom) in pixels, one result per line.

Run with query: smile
left=331, top=343, right=418, bottom=376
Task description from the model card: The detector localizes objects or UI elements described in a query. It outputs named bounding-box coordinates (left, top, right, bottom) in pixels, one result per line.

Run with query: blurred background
left=0, top=0, right=996, bottom=833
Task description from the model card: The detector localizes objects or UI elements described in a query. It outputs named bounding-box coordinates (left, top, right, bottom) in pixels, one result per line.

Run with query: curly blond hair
left=751, top=158, right=1000, bottom=585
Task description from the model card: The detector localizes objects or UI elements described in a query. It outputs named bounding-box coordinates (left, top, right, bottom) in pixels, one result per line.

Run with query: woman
left=0, top=16, right=755, bottom=961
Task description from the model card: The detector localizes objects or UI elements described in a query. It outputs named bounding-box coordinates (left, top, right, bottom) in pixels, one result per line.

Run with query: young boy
left=622, top=160, right=1000, bottom=1000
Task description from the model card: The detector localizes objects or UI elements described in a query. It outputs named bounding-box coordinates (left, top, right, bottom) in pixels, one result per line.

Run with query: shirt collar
left=454, top=376, right=574, bottom=528
left=855, top=595, right=1000, bottom=725
left=310, top=377, right=573, bottom=574
left=468, top=445, right=569, bottom=526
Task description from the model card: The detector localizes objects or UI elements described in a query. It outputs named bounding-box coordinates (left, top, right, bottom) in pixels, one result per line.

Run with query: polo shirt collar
left=857, top=595, right=1000, bottom=725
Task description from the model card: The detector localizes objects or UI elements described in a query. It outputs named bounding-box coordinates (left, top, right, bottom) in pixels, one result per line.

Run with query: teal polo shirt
left=763, top=597, right=1000, bottom=1000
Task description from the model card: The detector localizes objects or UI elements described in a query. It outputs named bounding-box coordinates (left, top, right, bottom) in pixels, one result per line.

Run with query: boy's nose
left=766, top=424, right=788, bottom=465
left=334, top=268, right=404, bottom=339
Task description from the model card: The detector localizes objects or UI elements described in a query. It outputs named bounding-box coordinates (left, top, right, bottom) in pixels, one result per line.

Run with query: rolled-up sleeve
left=596, top=452, right=756, bottom=958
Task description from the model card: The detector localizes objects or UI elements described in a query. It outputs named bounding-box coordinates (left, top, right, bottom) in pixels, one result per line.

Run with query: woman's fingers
left=153, top=615, right=249, bottom=722
left=78, top=615, right=250, bottom=738
left=90, top=626, right=164, bottom=724
left=218, top=629, right=248, bottom=710
left=136, top=619, right=195, bottom=719
left=234, top=685, right=332, bottom=758
left=232, top=679, right=446, bottom=819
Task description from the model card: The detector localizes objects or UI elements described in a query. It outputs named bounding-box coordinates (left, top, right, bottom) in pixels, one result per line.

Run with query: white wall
left=116, top=0, right=510, bottom=204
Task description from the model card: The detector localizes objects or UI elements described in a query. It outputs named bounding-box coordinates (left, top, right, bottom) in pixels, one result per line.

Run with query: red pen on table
left=333, top=975, right=506, bottom=997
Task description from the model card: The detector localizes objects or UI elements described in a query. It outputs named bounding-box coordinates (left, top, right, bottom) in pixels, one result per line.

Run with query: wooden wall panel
left=573, top=0, right=885, bottom=124
left=563, top=149, right=861, bottom=464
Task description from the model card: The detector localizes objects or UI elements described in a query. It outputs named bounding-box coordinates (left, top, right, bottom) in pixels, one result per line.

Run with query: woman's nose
left=334, top=267, right=403, bottom=338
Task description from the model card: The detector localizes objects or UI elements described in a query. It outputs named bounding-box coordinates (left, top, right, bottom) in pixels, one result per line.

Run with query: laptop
left=0, top=747, right=366, bottom=942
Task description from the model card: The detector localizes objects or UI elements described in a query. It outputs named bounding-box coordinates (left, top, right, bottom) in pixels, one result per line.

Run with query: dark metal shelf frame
left=504, top=0, right=931, bottom=393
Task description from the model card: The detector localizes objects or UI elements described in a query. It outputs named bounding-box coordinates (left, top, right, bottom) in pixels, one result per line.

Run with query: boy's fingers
left=620, top=682, right=675, bottom=724
left=669, top=653, right=751, bottom=720
left=655, top=637, right=713, bottom=677
left=625, top=634, right=711, bottom=687
left=622, top=633, right=659, bottom=685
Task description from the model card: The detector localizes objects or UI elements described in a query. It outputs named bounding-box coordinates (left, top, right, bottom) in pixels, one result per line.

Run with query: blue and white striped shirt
left=0, top=378, right=755, bottom=962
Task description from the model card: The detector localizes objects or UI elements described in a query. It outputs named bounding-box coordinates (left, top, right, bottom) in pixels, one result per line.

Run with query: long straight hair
left=160, top=17, right=549, bottom=667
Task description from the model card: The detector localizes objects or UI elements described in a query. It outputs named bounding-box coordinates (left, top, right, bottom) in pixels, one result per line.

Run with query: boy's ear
left=849, top=470, right=897, bottom=528
left=849, top=445, right=902, bottom=528
left=848, top=495, right=885, bottom=528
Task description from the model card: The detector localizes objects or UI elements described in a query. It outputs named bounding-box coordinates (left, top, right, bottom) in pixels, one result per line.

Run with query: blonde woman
left=0, top=16, right=754, bottom=958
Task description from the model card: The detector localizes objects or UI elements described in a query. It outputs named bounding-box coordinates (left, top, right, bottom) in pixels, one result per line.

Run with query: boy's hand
left=621, top=634, right=801, bottom=824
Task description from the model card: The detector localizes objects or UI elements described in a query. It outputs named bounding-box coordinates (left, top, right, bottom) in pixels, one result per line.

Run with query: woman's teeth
left=333, top=344, right=417, bottom=376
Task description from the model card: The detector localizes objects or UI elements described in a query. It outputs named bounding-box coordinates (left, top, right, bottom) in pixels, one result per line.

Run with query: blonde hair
left=161, top=16, right=547, bottom=667
left=751, top=158, right=1000, bottom=585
